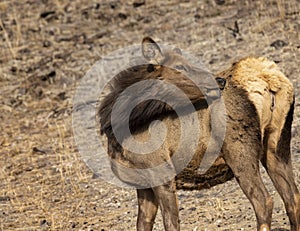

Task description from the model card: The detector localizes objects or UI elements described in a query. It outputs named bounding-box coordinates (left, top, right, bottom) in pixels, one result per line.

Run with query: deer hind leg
left=152, top=180, right=180, bottom=231
left=137, top=189, right=159, bottom=231
left=261, top=104, right=300, bottom=231
left=222, top=144, right=273, bottom=231
left=262, top=147, right=300, bottom=231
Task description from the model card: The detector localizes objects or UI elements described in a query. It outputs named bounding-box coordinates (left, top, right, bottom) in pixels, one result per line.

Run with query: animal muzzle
left=205, top=77, right=226, bottom=102
left=205, top=87, right=221, bottom=100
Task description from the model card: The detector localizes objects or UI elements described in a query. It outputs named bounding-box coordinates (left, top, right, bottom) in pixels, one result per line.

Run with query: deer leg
left=261, top=139, right=300, bottom=231
left=136, top=188, right=159, bottom=231
left=222, top=147, right=273, bottom=231
left=152, top=180, right=180, bottom=231
left=261, top=97, right=300, bottom=231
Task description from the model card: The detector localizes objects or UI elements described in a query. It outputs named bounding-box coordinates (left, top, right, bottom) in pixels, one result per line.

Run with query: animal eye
left=174, top=65, right=186, bottom=71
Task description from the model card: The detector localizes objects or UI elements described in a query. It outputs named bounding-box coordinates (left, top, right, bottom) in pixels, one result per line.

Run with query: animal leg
left=152, top=181, right=180, bottom=231
left=261, top=95, right=300, bottom=231
left=223, top=147, right=273, bottom=231
left=262, top=151, right=300, bottom=231
left=137, top=189, right=159, bottom=231
left=262, top=133, right=300, bottom=231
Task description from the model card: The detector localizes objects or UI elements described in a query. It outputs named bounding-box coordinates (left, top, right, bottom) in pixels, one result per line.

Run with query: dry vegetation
left=0, top=0, right=300, bottom=230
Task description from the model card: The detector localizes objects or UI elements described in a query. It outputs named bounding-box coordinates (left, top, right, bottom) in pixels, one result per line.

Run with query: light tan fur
left=219, top=57, right=294, bottom=144
left=218, top=57, right=300, bottom=231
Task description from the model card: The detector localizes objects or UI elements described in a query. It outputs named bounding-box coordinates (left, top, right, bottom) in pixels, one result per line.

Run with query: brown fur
left=98, top=38, right=300, bottom=231
left=99, top=37, right=221, bottom=158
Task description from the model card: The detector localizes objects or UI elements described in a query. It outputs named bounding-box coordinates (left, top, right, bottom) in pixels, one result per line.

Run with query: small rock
left=40, top=70, right=56, bottom=82
left=43, top=40, right=51, bottom=47
left=70, top=222, right=77, bottom=228
left=270, top=40, right=288, bottom=49
left=40, top=11, right=55, bottom=18
left=215, top=0, right=225, bottom=5
left=32, top=147, right=47, bottom=154
left=133, top=0, right=145, bottom=8
left=10, top=66, right=17, bottom=73
left=118, top=12, right=127, bottom=20
left=194, top=14, right=201, bottom=19
left=40, top=219, right=50, bottom=226
left=188, top=207, right=197, bottom=211
left=0, top=196, right=10, bottom=202
left=57, top=92, right=67, bottom=101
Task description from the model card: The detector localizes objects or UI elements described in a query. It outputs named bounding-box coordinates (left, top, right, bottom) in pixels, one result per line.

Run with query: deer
left=98, top=37, right=300, bottom=231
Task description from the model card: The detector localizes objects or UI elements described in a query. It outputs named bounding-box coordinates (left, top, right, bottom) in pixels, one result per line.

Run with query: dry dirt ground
left=1, top=0, right=300, bottom=230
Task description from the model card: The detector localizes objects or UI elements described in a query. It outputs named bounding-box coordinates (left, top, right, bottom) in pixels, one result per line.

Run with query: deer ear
left=142, top=37, right=164, bottom=64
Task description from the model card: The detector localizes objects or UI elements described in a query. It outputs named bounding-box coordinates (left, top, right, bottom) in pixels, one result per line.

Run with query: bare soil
left=0, top=0, right=300, bottom=230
